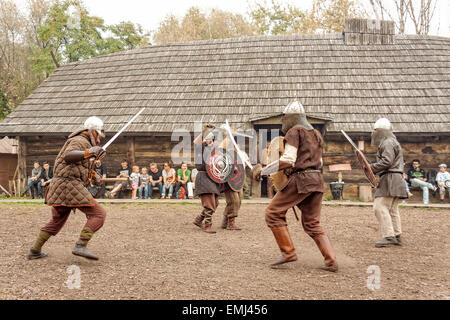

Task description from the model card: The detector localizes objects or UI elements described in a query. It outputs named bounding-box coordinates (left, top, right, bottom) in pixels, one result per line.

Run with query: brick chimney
left=344, top=18, right=395, bottom=45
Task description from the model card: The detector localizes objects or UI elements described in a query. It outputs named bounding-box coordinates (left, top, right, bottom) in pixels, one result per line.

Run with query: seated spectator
left=407, top=159, right=437, bottom=204
left=88, top=159, right=107, bottom=199
left=187, top=168, right=198, bottom=199
left=161, top=162, right=176, bottom=199
left=138, top=167, right=150, bottom=199
left=108, top=159, right=132, bottom=198
left=22, top=161, right=43, bottom=199
left=403, top=172, right=413, bottom=198
left=39, top=161, right=53, bottom=196
left=130, top=165, right=141, bottom=200
left=148, top=163, right=163, bottom=199
left=174, top=163, right=191, bottom=199
left=436, top=164, right=450, bottom=204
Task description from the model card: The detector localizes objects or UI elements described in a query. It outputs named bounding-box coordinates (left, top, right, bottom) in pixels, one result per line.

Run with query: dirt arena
left=0, top=202, right=448, bottom=300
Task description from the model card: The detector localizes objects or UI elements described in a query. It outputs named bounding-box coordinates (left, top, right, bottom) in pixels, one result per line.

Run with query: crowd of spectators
left=21, top=161, right=53, bottom=199
left=102, top=160, right=197, bottom=200
left=20, top=158, right=449, bottom=203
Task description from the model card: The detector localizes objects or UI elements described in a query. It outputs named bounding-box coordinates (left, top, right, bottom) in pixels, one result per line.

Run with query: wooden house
left=0, top=19, right=449, bottom=199
left=0, top=137, right=18, bottom=196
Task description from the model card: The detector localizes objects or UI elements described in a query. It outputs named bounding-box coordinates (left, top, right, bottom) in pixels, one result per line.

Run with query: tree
left=368, top=0, right=437, bottom=35
left=249, top=0, right=307, bottom=35
left=0, top=91, right=11, bottom=120
left=0, top=0, right=42, bottom=109
left=249, top=0, right=366, bottom=35
left=309, top=0, right=367, bottom=33
left=30, top=0, right=149, bottom=76
left=153, top=7, right=255, bottom=45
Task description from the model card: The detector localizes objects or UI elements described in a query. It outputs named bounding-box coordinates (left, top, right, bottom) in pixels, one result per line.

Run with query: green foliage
left=153, top=6, right=255, bottom=45
left=0, top=91, right=12, bottom=120
left=249, top=0, right=366, bottom=35
left=30, top=0, right=149, bottom=76
left=249, top=0, right=306, bottom=35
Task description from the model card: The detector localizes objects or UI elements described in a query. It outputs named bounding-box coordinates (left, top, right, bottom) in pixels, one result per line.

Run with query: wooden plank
left=127, top=137, right=136, bottom=166
left=18, top=137, right=27, bottom=189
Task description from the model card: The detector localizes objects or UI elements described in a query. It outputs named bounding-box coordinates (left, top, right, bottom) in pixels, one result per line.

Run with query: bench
left=102, top=178, right=161, bottom=199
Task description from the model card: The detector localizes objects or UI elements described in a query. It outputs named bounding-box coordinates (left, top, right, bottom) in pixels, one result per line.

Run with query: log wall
left=20, top=133, right=449, bottom=201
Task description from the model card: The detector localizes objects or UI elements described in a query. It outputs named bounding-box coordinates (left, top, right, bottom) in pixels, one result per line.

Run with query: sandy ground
left=0, top=202, right=448, bottom=300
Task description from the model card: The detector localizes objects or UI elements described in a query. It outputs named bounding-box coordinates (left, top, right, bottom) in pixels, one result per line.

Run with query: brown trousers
left=42, top=200, right=106, bottom=236
left=265, top=179, right=324, bottom=238
left=223, top=185, right=241, bottom=218
left=200, top=193, right=219, bottom=212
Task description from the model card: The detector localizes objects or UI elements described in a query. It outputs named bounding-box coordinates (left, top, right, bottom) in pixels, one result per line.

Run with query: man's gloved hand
left=89, top=170, right=102, bottom=186
left=84, top=146, right=106, bottom=160
left=252, top=164, right=263, bottom=181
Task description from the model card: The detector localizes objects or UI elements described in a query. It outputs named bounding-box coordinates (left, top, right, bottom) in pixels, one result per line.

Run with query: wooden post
left=252, top=176, right=261, bottom=198
left=359, top=184, right=373, bottom=202
left=18, top=137, right=27, bottom=194
left=126, top=137, right=136, bottom=166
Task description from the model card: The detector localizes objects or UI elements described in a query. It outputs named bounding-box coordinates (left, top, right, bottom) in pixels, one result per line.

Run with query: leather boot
left=221, top=215, right=228, bottom=229
left=193, top=214, right=204, bottom=228
left=72, top=241, right=99, bottom=260
left=27, top=249, right=48, bottom=260
left=395, top=234, right=403, bottom=246
left=226, top=217, right=241, bottom=230
left=375, top=236, right=399, bottom=248
left=270, top=226, right=297, bottom=267
left=203, top=223, right=216, bottom=234
left=313, top=235, right=338, bottom=272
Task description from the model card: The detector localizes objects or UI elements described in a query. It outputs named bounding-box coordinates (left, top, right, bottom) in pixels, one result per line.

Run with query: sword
left=341, top=130, right=359, bottom=151
left=89, top=108, right=145, bottom=183
left=223, top=120, right=253, bottom=169
left=340, top=130, right=378, bottom=188
left=102, top=108, right=146, bottom=150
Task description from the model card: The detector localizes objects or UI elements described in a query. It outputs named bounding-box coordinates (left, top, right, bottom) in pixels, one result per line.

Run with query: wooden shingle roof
left=1, top=33, right=449, bottom=135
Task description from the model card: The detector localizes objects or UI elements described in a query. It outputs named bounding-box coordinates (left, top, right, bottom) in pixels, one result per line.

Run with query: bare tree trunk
left=406, top=0, right=437, bottom=35
left=50, top=50, right=60, bottom=68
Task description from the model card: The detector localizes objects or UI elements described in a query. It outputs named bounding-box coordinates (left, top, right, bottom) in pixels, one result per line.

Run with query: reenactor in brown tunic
left=258, top=101, right=338, bottom=272
left=27, top=117, right=107, bottom=260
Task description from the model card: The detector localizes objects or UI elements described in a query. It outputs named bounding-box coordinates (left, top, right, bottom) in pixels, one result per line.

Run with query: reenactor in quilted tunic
left=27, top=117, right=108, bottom=260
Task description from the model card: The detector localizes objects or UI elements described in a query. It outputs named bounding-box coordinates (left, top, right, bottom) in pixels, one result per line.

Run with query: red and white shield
left=206, top=149, right=234, bottom=183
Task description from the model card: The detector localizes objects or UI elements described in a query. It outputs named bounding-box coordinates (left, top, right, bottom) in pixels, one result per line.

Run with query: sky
left=13, top=0, right=450, bottom=37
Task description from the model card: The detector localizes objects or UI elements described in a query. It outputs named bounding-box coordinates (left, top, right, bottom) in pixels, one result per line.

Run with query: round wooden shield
left=356, top=150, right=378, bottom=188
left=226, top=158, right=245, bottom=191
left=206, top=148, right=234, bottom=183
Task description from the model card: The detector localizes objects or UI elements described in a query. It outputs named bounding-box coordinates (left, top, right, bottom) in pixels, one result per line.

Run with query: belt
left=290, top=169, right=322, bottom=176
left=379, top=171, right=403, bottom=177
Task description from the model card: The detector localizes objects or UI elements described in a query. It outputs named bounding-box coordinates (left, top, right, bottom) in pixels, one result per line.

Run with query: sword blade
left=341, top=130, right=359, bottom=151
left=102, top=108, right=146, bottom=150
left=224, top=120, right=253, bottom=169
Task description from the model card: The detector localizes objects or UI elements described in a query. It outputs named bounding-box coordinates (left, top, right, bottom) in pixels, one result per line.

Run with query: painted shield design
left=206, top=148, right=234, bottom=183
left=227, top=155, right=245, bottom=191
left=356, top=150, right=378, bottom=188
